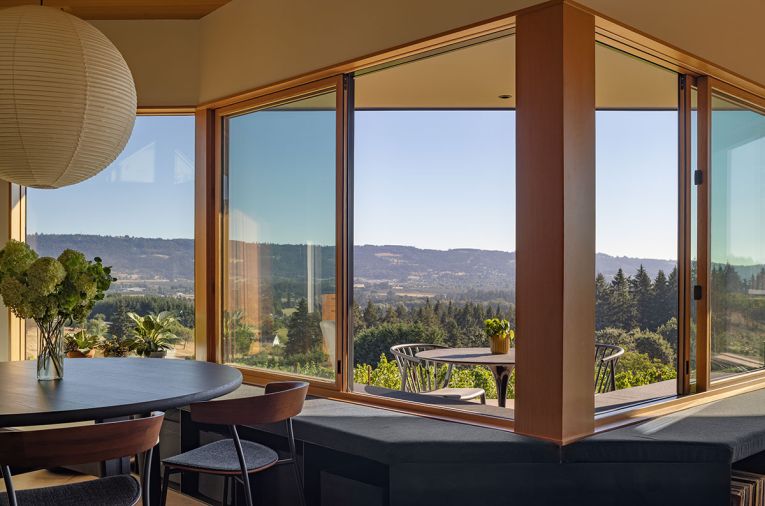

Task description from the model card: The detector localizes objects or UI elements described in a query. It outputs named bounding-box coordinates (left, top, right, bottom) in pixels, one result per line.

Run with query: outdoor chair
left=390, top=343, right=486, bottom=404
left=595, top=343, right=625, bottom=393
left=0, top=412, right=164, bottom=506
left=160, top=381, right=309, bottom=506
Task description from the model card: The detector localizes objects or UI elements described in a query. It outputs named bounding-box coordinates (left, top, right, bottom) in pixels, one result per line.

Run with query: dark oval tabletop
left=416, top=347, right=516, bottom=366
left=0, top=358, right=242, bottom=427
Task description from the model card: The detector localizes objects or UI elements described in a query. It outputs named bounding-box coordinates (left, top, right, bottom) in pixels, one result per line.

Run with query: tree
left=630, top=265, right=653, bottom=330
left=595, top=273, right=611, bottom=330
left=110, top=298, right=132, bottom=338
left=285, top=298, right=321, bottom=356
left=353, top=322, right=445, bottom=366
left=608, top=268, right=637, bottom=330
left=363, top=299, right=381, bottom=328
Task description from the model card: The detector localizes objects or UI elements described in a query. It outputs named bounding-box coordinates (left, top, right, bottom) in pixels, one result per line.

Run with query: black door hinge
left=693, top=285, right=703, bottom=300
left=685, top=360, right=690, bottom=375
left=337, top=360, right=342, bottom=375
left=680, top=75, right=687, bottom=90
left=694, top=170, right=703, bottom=185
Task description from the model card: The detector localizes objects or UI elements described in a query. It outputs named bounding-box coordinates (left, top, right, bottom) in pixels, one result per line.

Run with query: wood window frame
left=192, top=0, right=765, bottom=440
left=12, top=108, right=200, bottom=362
left=211, top=76, right=347, bottom=392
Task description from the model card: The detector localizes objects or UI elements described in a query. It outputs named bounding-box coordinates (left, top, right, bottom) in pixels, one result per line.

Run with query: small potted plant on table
left=64, top=330, right=99, bottom=358
left=484, top=318, right=514, bottom=354
left=127, top=311, right=179, bottom=358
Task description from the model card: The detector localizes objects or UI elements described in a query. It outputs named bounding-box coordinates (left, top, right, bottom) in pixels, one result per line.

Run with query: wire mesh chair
left=390, top=343, right=486, bottom=403
left=595, top=343, right=625, bottom=393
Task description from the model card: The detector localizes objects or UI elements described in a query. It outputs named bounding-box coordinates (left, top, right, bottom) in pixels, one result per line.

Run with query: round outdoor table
left=0, top=358, right=242, bottom=503
left=416, top=347, right=515, bottom=408
left=0, top=358, right=242, bottom=427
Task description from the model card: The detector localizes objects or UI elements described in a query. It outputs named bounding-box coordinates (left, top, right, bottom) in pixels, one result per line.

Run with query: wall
left=92, top=20, right=199, bottom=107
left=197, top=0, right=765, bottom=104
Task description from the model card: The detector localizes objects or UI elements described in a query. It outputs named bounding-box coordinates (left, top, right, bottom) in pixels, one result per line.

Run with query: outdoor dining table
left=416, top=347, right=515, bottom=408
left=0, top=357, right=242, bottom=503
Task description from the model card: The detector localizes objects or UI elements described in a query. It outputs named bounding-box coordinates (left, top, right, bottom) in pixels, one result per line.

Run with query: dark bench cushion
left=566, top=387, right=765, bottom=463
left=290, top=399, right=559, bottom=465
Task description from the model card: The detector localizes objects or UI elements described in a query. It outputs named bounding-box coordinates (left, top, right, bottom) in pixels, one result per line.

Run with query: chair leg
left=222, top=475, right=229, bottom=506
left=292, top=461, right=307, bottom=506
left=159, top=467, right=171, bottom=506
left=480, top=393, right=486, bottom=405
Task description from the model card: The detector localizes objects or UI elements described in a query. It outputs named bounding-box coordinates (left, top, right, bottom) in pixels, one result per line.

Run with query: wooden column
left=515, top=2, right=595, bottom=444
left=194, top=108, right=219, bottom=363
left=695, top=76, right=712, bottom=392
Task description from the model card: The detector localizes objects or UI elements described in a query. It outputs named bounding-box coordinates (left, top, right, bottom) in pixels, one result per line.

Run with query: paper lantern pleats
left=0, top=6, right=136, bottom=188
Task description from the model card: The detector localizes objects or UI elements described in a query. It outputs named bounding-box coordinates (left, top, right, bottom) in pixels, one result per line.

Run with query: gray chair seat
left=423, top=387, right=486, bottom=401
left=0, top=475, right=140, bottom=506
left=163, top=438, right=279, bottom=474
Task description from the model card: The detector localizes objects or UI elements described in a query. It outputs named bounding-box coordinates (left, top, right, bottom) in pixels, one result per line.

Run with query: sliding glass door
left=218, top=78, right=344, bottom=387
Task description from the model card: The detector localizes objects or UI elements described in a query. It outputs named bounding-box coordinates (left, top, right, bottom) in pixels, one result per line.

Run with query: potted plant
left=0, top=240, right=113, bottom=380
left=484, top=318, right=514, bottom=354
left=127, top=311, right=179, bottom=358
left=100, top=334, right=131, bottom=358
left=64, top=330, right=99, bottom=358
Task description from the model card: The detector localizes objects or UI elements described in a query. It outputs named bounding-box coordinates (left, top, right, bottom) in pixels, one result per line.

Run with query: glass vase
left=37, top=325, right=64, bottom=381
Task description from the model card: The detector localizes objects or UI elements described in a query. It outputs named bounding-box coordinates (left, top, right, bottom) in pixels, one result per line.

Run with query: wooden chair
left=390, top=344, right=486, bottom=404
left=595, top=343, right=625, bottom=393
left=0, top=412, right=164, bottom=506
left=160, top=381, right=309, bottom=506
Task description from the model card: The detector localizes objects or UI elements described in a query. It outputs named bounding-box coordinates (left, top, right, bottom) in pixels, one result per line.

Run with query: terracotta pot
left=66, top=349, right=95, bottom=358
left=489, top=334, right=510, bottom=354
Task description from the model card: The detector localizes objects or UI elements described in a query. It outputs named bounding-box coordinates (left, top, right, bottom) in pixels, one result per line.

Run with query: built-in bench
left=168, top=385, right=765, bottom=506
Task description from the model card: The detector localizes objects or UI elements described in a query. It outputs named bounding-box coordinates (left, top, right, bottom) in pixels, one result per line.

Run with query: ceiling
left=353, top=35, right=679, bottom=110
left=0, top=0, right=231, bottom=19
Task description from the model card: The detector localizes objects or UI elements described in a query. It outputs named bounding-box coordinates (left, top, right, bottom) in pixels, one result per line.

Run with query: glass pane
left=710, top=93, right=765, bottom=379
left=595, top=44, right=679, bottom=411
left=26, top=115, right=196, bottom=360
left=222, top=92, right=337, bottom=381
left=351, top=34, right=516, bottom=418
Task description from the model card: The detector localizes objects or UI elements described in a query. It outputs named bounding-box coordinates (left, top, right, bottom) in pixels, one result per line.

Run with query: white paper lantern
left=0, top=5, right=136, bottom=188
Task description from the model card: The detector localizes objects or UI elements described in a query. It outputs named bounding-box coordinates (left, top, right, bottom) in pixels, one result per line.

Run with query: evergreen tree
left=285, top=298, right=321, bottom=356
left=351, top=302, right=365, bottom=335
left=363, top=299, right=381, bottom=328
left=609, top=268, right=637, bottom=330
left=595, top=273, right=611, bottom=330
left=110, top=298, right=132, bottom=338
left=630, top=265, right=653, bottom=330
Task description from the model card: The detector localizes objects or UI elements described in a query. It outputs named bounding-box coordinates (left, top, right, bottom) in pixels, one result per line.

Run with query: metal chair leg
left=292, top=461, right=307, bottom=506
left=480, top=393, right=486, bottom=404
left=159, top=467, right=171, bottom=506
left=222, top=475, right=229, bottom=506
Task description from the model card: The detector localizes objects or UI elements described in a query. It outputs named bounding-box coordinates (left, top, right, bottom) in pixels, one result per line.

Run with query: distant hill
left=27, top=234, right=680, bottom=297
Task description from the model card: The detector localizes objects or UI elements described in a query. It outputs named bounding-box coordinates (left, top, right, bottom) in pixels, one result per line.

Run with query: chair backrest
left=0, top=412, right=164, bottom=469
left=390, top=343, right=452, bottom=393
left=190, top=381, right=309, bottom=426
left=595, top=343, right=625, bottom=394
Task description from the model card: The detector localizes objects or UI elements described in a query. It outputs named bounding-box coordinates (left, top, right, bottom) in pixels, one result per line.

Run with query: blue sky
left=27, top=109, right=681, bottom=261
left=27, top=115, right=195, bottom=239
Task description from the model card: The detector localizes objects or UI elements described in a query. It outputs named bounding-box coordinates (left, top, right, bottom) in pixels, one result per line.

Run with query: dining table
left=416, top=347, right=515, bottom=408
left=0, top=357, right=242, bottom=503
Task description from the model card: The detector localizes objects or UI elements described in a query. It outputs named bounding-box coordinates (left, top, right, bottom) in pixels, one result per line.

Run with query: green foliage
left=353, top=354, right=401, bottom=390
left=64, top=330, right=99, bottom=354
left=127, top=311, right=179, bottom=356
left=353, top=354, right=513, bottom=400
left=615, top=351, right=677, bottom=389
left=354, top=322, right=445, bottom=366
left=634, top=331, right=675, bottom=364
left=484, top=318, right=514, bottom=343
left=284, top=298, right=322, bottom=356
left=100, top=334, right=131, bottom=357
left=0, top=241, right=113, bottom=327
